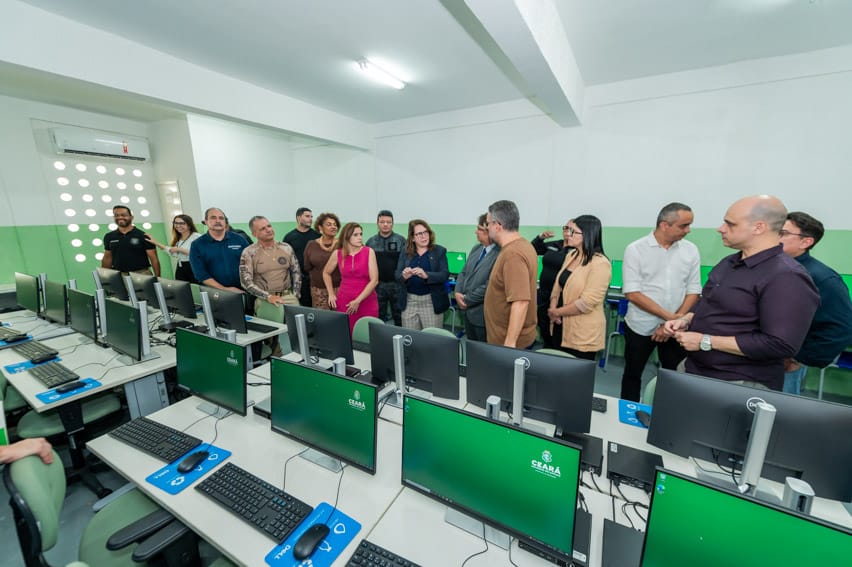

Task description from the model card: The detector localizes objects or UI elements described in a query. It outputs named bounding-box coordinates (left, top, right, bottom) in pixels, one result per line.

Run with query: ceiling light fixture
left=356, top=59, right=405, bottom=90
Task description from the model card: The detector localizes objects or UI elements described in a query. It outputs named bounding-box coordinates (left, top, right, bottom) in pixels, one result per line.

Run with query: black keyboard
left=0, top=327, right=28, bottom=343
left=246, top=320, right=278, bottom=334
left=195, top=462, right=312, bottom=544
left=346, top=539, right=421, bottom=567
left=592, top=396, right=608, bottom=413
left=109, top=417, right=202, bottom=462
left=13, top=340, right=59, bottom=363
left=28, top=361, right=80, bottom=389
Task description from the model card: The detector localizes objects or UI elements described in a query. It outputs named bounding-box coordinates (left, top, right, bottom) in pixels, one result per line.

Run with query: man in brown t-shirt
left=484, top=200, right=538, bottom=348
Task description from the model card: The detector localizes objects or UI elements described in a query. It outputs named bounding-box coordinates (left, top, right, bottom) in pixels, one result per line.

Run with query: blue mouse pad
left=0, top=336, right=32, bottom=349
left=34, top=378, right=100, bottom=403
left=5, top=356, right=63, bottom=374
left=265, top=502, right=361, bottom=567
left=145, top=445, right=231, bottom=494
left=618, top=399, right=653, bottom=428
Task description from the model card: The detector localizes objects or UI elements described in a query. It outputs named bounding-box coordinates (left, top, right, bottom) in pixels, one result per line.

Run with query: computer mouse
left=635, top=410, right=652, bottom=428
left=176, top=450, right=209, bottom=473
left=55, top=380, right=85, bottom=394
left=292, top=523, right=331, bottom=561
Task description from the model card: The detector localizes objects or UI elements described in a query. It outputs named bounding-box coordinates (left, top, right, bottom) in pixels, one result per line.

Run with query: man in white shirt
left=620, top=203, right=702, bottom=401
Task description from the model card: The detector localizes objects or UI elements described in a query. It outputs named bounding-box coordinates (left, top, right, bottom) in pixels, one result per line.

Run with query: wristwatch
left=700, top=334, right=713, bottom=352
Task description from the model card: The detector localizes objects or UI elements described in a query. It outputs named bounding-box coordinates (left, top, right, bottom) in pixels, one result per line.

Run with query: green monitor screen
left=270, top=358, right=377, bottom=474
left=104, top=298, right=142, bottom=361
left=43, top=280, right=68, bottom=325
left=15, top=272, right=41, bottom=314
left=402, top=396, right=581, bottom=561
left=447, top=251, right=467, bottom=274
left=68, top=289, right=97, bottom=341
left=641, top=469, right=851, bottom=566
left=176, top=328, right=247, bottom=416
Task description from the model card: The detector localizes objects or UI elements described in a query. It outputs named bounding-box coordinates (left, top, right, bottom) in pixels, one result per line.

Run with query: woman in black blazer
left=395, top=219, right=450, bottom=330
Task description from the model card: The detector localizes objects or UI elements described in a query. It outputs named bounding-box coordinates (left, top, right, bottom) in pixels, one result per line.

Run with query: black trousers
left=298, top=274, right=312, bottom=307
left=619, top=322, right=686, bottom=402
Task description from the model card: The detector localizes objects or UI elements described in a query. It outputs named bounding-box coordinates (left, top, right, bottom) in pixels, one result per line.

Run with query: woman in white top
left=145, top=214, right=201, bottom=282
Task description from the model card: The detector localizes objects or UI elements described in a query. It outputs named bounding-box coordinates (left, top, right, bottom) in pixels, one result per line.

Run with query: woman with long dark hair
left=146, top=214, right=200, bottom=282
left=547, top=215, right=612, bottom=359
left=323, top=222, right=379, bottom=333
left=395, top=219, right=449, bottom=330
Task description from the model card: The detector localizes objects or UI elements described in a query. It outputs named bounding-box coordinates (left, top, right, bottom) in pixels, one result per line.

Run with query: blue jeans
left=783, top=364, right=809, bottom=395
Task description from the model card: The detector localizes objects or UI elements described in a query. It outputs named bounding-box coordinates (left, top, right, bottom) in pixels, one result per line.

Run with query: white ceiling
left=10, top=0, right=852, bottom=124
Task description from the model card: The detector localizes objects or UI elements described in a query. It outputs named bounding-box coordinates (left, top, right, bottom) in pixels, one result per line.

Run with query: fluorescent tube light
left=356, top=59, right=405, bottom=90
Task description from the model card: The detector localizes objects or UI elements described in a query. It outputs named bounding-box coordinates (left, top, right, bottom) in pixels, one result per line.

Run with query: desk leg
left=57, top=401, right=112, bottom=498
left=124, top=372, right=170, bottom=419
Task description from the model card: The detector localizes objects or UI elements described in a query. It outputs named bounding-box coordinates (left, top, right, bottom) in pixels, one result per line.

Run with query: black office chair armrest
left=131, top=519, right=193, bottom=562
left=106, top=508, right=175, bottom=550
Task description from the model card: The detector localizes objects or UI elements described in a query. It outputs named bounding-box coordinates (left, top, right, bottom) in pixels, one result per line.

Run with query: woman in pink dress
left=323, top=222, right=379, bottom=333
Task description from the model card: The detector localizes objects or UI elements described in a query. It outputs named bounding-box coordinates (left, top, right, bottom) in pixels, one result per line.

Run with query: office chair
left=600, top=298, right=629, bottom=371
left=817, top=350, right=852, bottom=400
left=353, top=316, right=384, bottom=347
left=252, top=301, right=286, bottom=359
left=4, top=449, right=199, bottom=567
left=1, top=371, right=29, bottom=414
left=421, top=326, right=457, bottom=339
left=642, top=376, right=657, bottom=406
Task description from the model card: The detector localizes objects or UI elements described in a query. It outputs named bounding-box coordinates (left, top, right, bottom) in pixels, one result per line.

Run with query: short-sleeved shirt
left=687, top=245, right=819, bottom=390
left=239, top=242, right=301, bottom=300
left=103, top=226, right=155, bottom=272
left=190, top=231, right=249, bottom=288
left=283, top=228, right=320, bottom=272
left=484, top=237, right=538, bottom=348
left=366, top=232, right=406, bottom=282
left=623, top=232, right=702, bottom=335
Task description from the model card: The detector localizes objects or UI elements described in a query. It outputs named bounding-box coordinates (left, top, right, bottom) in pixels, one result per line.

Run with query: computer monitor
left=465, top=341, right=596, bottom=434
left=158, top=277, right=197, bottom=319
left=446, top=251, right=467, bottom=274
left=640, top=468, right=851, bottom=565
left=126, top=272, right=159, bottom=305
left=104, top=298, right=156, bottom=362
left=284, top=305, right=354, bottom=365
left=94, top=267, right=130, bottom=301
left=42, top=280, right=68, bottom=325
left=67, top=288, right=98, bottom=341
left=402, top=396, right=582, bottom=562
left=197, top=285, right=248, bottom=333
left=647, top=368, right=852, bottom=501
left=369, top=322, right=460, bottom=399
left=176, top=328, right=248, bottom=417
left=270, top=357, right=377, bottom=474
left=14, top=272, right=41, bottom=314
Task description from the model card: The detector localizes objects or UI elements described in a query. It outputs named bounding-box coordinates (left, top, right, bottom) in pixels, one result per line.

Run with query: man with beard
left=102, top=205, right=160, bottom=275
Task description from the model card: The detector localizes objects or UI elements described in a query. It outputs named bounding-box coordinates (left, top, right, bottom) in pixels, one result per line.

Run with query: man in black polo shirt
left=664, top=195, right=819, bottom=391
left=283, top=207, right=319, bottom=307
left=101, top=205, right=160, bottom=276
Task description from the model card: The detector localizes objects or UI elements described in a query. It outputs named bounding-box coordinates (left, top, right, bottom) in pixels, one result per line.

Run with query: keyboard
left=346, top=539, right=421, bottom=567
left=13, top=340, right=59, bottom=363
left=195, top=462, right=312, bottom=544
left=246, top=320, right=278, bottom=334
left=29, top=361, right=80, bottom=389
left=592, top=396, right=608, bottom=413
left=109, top=417, right=203, bottom=463
left=0, top=327, right=28, bottom=343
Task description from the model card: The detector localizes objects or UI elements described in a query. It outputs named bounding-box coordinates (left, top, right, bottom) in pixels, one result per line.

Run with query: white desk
left=88, top=392, right=404, bottom=566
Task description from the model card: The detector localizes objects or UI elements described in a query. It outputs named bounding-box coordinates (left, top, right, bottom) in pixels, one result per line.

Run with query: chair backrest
left=253, top=301, right=285, bottom=324
left=642, top=376, right=657, bottom=406
left=353, top=316, right=384, bottom=345
left=421, top=326, right=456, bottom=339
left=534, top=348, right=576, bottom=358
left=4, top=450, right=66, bottom=564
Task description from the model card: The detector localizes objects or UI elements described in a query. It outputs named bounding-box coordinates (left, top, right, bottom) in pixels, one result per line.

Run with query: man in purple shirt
left=664, top=195, right=819, bottom=391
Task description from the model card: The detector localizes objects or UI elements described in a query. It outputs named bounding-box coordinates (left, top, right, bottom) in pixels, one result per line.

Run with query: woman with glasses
left=395, top=219, right=450, bottom=330
left=323, top=222, right=379, bottom=333
left=303, top=212, right=341, bottom=310
left=547, top=215, right=612, bottom=359
left=532, top=223, right=575, bottom=348
left=146, top=214, right=200, bottom=282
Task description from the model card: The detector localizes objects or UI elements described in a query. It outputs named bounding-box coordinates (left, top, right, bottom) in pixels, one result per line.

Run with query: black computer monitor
left=641, top=468, right=851, bottom=565
left=284, top=305, right=354, bottom=365
left=465, top=342, right=596, bottom=434
left=647, top=368, right=852, bottom=501
left=198, top=285, right=248, bottom=334
left=14, top=272, right=41, bottom=314
left=369, top=322, right=460, bottom=399
left=158, top=277, right=197, bottom=319
left=95, top=267, right=130, bottom=301
left=127, top=272, right=159, bottom=305
left=176, top=328, right=248, bottom=416
left=68, top=288, right=98, bottom=341
left=104, top=298, right=144, bottom=361
left=43, top=280, right=68, bottom=325
left=402, top=396, right=582, bottom=563
left=270, top=357, right=377, bottom=473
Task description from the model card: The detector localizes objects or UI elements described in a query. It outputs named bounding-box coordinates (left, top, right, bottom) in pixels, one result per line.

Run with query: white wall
left=149, top=118, right=202, bottom=220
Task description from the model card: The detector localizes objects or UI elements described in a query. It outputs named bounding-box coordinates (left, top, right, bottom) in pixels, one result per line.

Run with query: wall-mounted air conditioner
left=50, top=127, right=151, bottom=162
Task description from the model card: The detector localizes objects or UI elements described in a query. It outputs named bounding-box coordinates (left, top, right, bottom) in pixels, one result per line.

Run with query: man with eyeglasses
left=455, top=213, right=499, bottom=342
left=483, top=200, right=538, bottom=349
left=619, top=203, right=702, bottom=401
left=778, top=211, right=852, bottom=394
left=366, top=210, right=406, bottom=326
left=664, top=195, right=819, bottom=391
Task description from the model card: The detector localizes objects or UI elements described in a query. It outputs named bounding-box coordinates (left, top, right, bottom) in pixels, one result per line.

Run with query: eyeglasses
left=564, top=226, right=582, bottom=236
left=173, top=220, right=187, bottom=225
left=413, top=231, right=429, bottom=238
left=476, top=226, right=488, bottom=232
left=779, top=229, right=807, bottom=238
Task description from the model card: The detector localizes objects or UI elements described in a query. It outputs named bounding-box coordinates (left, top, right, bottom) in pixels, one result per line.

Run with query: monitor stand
left=116, top=351, right=161, bottom=366
left=196, top=402, right=232, bottom=419
left=445, top=507, right=510, bottom=550
left=300, top=450, right=343, bottom=473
